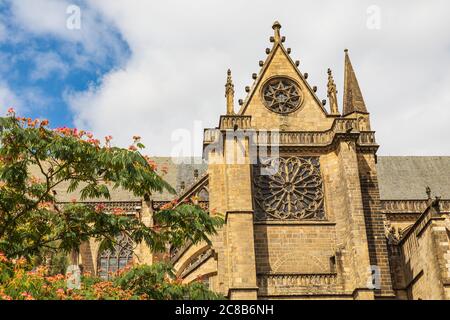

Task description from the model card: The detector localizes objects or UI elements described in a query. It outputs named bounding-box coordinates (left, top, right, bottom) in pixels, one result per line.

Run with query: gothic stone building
left=64, top=22, right=450, bottom=300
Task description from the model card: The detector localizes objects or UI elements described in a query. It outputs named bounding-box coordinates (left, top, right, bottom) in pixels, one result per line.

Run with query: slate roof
left=32, top=156, right=449, bottom=203
left=377, top=156, right=450, bottom=200
left=30, top=157, right=207, bottom=203
left=150, top=157, right=207, bottom=201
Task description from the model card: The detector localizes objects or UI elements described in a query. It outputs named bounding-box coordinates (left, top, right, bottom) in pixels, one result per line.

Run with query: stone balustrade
left=204, top=118, right=377, bottom=148
left=219, top=115, right=252, bottom=130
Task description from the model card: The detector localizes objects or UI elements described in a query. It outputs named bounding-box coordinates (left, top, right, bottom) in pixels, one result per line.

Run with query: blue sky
left=0, top=0, right=130, bottom=128
left=0, top=0, right=449, bottom=155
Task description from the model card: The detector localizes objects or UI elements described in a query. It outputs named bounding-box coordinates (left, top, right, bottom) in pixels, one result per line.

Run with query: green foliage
left=114, top=263, right=223, bottom=300
left=0, top=255, right=223, bottom=300
left=0, top=111, right=223, bottom=260
left=0, top=254, right=137, bottom=300
left=33, top=247, right=68, bottom=276
left=0, top=110, right=224, bottom=300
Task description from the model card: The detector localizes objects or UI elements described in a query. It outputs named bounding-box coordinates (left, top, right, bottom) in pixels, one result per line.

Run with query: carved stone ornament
left=384, top=221, right=402, bottom=245
left=253, top=157, right=325, bottom=220
left=262, top=77, right=302, bottom=114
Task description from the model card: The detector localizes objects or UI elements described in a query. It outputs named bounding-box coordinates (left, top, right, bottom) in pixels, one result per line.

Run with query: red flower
left=112, top=208, right=125, bottom=216
left=56, top=288, right=66, bottom=299
left=95, top=204, right=106, bottom=213
left=0, top=294, right=12, bottom=300
left=27, top=118, right=38, bottom=127
left=144, top=156, right=158, bottom=170
left=21, top=292, right=34, bottom=300
left=13, top=257, right=27, bottom=266
left=7, top=107, right=15, bottom=115
left=128, top=145, right=138, bottom=151
left=87, top=139, right=100, bottom=147
left=0, top=252, right=7, bottom=263
left=160, top=202, right=173, bottom=210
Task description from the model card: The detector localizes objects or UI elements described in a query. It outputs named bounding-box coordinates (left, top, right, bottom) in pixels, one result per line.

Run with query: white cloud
left=30, top=52, right=69, bottom=80
left=0, top=81, right=53, bottom=116
left=10, top=0, right=70, bottom=36
left=9, top=0, right=128, bottom=66
left=0, top=23, right=5, bottom=42
left=0, top=82, right=22, bottom=114
left=11, top=0, right=450, bottom=155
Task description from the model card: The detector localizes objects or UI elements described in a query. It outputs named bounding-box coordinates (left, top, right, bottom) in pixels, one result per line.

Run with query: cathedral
left=63, top=22, right=450, bottom=300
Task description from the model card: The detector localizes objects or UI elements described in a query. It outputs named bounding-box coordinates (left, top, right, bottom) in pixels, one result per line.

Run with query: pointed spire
left=225, top=69, right=235, bottom=115
left=327, top=68, right=340, bottom=115
left=343, top=49, right=368, bottom=115
left=272, top=21, right=282, bottom=43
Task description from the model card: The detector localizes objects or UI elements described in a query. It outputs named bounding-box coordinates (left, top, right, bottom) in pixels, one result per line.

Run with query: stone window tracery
left=253, top=157, right=325, bottom=220
left=262, top=77, right=302, bottom=114
left=97, top=233, right=134, bottom=279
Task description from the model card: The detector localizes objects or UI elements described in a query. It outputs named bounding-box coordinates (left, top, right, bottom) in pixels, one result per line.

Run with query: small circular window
left=262, top=77, right=302, bottom=114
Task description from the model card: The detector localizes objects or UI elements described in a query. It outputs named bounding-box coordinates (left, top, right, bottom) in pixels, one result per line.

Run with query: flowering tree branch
left=0, top=109, right=223, bottom=260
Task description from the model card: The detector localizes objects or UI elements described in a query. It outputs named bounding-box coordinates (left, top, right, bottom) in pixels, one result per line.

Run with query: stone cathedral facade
left=67, top=22, right=450, bottom=300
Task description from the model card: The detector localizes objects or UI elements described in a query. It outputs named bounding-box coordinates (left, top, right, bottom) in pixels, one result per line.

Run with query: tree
left=0, top=109, right=223, bottom=299
left=0, top=254, right=223, bottom=300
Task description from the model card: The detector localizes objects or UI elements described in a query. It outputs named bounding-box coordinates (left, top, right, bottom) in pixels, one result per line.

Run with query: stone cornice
left=380, top=199, right=450, bottom=214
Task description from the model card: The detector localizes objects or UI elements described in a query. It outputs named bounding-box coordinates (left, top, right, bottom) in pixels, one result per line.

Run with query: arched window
left=97, top=233, right=134, bottom=280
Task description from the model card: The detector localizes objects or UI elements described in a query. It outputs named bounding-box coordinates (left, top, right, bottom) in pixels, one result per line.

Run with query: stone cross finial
left=225, top=69, right=235, bottom=115
left=426, top=186, right=431, bottom=200
left=327, top=68, right=340, bottom=115
left=194, top=169, right=199, bottom=180
left=272, top=21, right=282, bottom=43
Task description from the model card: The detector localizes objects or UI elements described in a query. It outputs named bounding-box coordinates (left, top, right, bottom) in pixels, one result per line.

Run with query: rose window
left=253, top=157, right=325, bottom=220
left=262, top=78, right=302, bottom=114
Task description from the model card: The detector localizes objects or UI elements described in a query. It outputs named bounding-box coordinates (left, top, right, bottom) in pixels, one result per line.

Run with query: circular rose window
left=262, top=78, right=302, bottom=114
left=253, top=157, right=325, bottom=220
